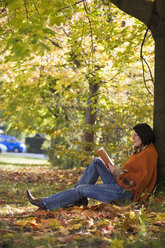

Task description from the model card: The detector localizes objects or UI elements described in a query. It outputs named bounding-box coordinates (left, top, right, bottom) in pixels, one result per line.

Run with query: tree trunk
left=109, top=0, right=154, bottom=26
left=83, top=80, right=100, bottom=151
left=152, top=17, right=165, bottom=185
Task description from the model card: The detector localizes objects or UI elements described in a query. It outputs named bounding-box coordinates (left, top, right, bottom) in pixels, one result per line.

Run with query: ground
left=0, top=153, right=165, bottom=248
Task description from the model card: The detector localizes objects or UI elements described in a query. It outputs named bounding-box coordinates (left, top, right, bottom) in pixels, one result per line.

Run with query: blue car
left=0, top=135, right=26, bottom=152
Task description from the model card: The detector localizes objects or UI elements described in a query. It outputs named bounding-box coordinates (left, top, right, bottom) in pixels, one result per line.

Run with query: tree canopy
left=0, top=0, right=154, bottom=167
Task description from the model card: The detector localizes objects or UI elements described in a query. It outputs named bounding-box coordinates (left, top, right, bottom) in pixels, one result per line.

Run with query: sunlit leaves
left=0, top=0, right=155, bottom=167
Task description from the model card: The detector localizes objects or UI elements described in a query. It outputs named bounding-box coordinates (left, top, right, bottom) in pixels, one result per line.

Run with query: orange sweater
left=116, top=144, right=158, bottom=201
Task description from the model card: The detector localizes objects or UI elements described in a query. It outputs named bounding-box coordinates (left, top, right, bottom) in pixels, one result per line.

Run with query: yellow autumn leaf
left=41, top=218, right=61, bottom=230
left=113, top=217, right=120, bottom=223
left=111, top=236, right=124, bottom=248
left=155, top=213, right=165, bottom=221
left=15, top=219, right=28, bottom=227
left=59, top=226, right=70, bottom=235
left=72, top=223, right=83, bottom=230
left=2, top=233, right=14, bottom=240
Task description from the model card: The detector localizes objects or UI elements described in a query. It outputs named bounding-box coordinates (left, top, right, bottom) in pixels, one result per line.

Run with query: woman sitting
left=27, top=123, right=158, bottom=211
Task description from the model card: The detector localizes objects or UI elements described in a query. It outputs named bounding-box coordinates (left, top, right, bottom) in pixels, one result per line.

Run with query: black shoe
left=73, top=198, right=88, bottom=207
left=26, top=190, right=46, bottom=210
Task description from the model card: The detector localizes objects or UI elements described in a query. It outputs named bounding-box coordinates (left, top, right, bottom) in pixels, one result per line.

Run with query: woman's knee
left=75, top=185, right=86, bottom=198
left=75, top=184, right=99, bottom=200
left=93, top=157, right=105, bottom=167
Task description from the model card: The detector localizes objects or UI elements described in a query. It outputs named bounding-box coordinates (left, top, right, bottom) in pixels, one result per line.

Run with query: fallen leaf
left=154, top=221, right=165, bottom=227
left=29, top=219, right=41, bottom=229
left=102, top=224, right=114, bottom=234
left=57, top=235, right=74, bottom=243
left=111, top=236, right=124, bottom=248
left=59, top=226, right=70, bottom=235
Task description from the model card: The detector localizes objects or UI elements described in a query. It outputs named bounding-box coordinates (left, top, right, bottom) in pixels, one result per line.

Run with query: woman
left=27, top=123, right=158, bottom=211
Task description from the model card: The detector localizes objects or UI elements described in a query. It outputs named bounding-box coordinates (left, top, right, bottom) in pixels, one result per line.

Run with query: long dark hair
left=133, top=123, right=155, bottom=145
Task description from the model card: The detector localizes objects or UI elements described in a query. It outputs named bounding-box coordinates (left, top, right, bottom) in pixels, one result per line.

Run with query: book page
left=97, top=147, right=114, bottom=167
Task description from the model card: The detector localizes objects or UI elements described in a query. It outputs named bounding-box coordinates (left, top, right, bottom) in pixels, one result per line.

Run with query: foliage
left=0, top=159, right=165, bottom=248
left=0, top=0, right=154, bottom=168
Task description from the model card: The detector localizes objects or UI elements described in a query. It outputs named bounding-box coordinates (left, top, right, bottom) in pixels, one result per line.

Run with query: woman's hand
left=107, top=163, right=119, bottom=175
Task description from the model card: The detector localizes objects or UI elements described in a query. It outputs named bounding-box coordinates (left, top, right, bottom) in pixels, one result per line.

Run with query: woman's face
left=132, top=130, right=142, bottom=147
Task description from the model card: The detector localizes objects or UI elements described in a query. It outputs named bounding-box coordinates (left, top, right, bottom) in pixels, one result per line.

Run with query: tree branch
left=109, top=0, right=154, bottom=27
left=61, top=26, right=69, bottom=37
left=140, top=27, right=154, bottom=96
left=58, top=0, right=84, bottom=12
left=43, top=101, right=59, bottom=118
left=24, top=0, right=29, bottom=22
left=45, top=37, right=62, bottom=48
left=83, top=0, right=94, bottom=69
left=0, top=3, right=7, bottom=15
left=33, top=2, right=39, bottom=14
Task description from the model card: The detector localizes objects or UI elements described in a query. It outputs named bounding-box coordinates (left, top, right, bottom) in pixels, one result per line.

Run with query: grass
left=0, top=152, right=48, bottom=165
left=0, top=154, right=165, bottom=248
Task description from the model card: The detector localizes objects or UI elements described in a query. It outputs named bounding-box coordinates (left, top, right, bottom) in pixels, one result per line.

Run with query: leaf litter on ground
left=0, top=162, right=165, bottom=248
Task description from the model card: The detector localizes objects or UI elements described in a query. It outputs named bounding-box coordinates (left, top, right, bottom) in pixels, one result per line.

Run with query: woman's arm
left=107, top=163, right=120, bottom=176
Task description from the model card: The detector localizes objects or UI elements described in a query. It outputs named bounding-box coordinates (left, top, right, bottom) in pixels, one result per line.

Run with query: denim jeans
left=42, top=158, right=134, bottom=210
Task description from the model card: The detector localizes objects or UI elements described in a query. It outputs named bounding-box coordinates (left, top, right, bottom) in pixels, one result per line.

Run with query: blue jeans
left=42, top=158, right=134, bottom=210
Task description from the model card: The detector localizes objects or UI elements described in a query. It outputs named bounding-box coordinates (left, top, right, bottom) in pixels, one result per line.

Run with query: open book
left=97, top=147, right=114, bottom=171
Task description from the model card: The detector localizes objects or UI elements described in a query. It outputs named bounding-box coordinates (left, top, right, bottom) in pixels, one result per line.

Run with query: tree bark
left=109, top=0, right=165, bottom=184
left=83, top=80, right=100, bottom=151
left=154, top=36, right=165, bottom=183
left=152, top=0, right=165, bottom=184
left=109, top=0, right=154, bottom=26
